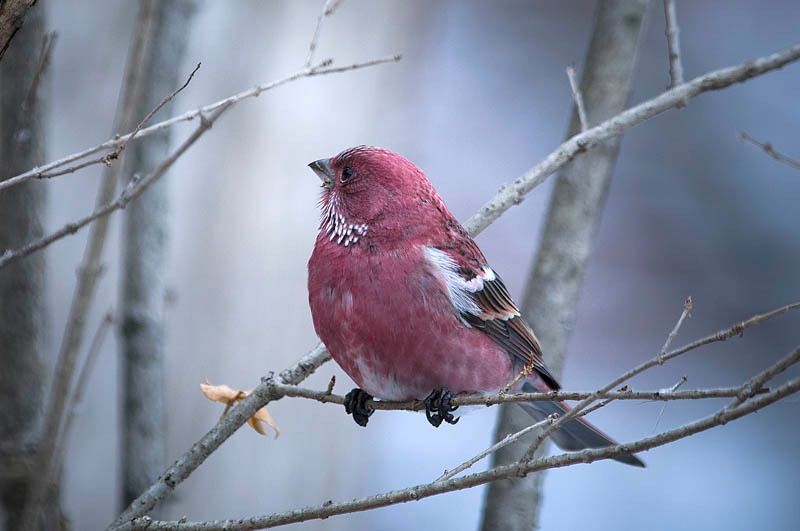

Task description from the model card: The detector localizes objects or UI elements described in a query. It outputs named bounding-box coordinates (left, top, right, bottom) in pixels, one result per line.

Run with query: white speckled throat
left=319, top=193, right=368, bottom=247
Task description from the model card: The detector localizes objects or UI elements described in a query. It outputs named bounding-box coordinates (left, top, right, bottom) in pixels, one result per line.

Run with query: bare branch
left=0, top=56, right=405, bottom=268
left=0, top=61, right=199, bottom=195
left=435, top=417, right=555, bottom=483
left=658, top=295, right=692, bottom=358
left=740, top=131, right=800, bottom=172
left=565, top=64, right=588, bottom=131
left=53, top=311, right=114, bottom=479
left=464, top=42, right=800, bottom=236
left=108, top=344, right=331, bottom=528
left=652, top=375, right=687, bottom=431
left=730, top=343, right=800, bottom=408
left=118, top=358, right=800, bottom=531
left=123, top=61, right=202, bottom=155
left=271, top=381, right=769, bottom=411
left=521, top=298, right=796, bottom=460
left=108, top=301, right=798, bottom=528
left=305, top=0, right=344, bottom=68
left=0, top=55, right=401, bottom=194
left=0, top=104, right=228, bottom=270
left=663, top=0, right=684, bottom=88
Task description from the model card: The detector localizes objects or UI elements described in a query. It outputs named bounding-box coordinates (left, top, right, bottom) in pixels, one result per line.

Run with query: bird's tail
left=518, top=382, right=645, bottom=467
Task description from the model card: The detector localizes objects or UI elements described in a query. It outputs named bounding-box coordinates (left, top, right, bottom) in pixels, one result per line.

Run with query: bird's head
left=308, top=146, right=447, bottom=246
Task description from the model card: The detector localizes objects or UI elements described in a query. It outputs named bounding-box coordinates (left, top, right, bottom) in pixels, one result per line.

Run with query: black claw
left=344, top=388, right=374, bottom=427
left=424, top=388, right=460, bottom=428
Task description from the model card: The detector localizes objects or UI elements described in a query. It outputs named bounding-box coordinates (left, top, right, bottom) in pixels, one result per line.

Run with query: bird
left=306, top=146, right=643, bottom=467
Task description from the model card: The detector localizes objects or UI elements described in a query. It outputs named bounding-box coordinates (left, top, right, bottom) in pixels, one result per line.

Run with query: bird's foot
left=344, top=388, right=374, bottom=427
left=424, top=388, right=460, bottom=427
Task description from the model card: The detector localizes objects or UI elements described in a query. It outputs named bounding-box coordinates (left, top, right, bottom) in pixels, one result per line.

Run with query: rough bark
left=0, top=2, right=61, bottom=529
left=119, top=0, right=199, bottom=510
left=480, top=2, right=649, bottom=530
left=0, top=0, right=37, bottom=60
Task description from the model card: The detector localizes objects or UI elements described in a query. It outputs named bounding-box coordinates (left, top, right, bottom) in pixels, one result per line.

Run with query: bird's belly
left=308, top=247, right=514, bottom=400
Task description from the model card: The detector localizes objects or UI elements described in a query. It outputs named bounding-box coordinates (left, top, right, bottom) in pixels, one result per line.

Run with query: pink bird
left=307, top=146, right=643, bottom=467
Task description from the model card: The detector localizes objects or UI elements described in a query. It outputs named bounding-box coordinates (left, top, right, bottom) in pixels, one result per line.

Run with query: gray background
left=41, top=1, right=800, bottom=529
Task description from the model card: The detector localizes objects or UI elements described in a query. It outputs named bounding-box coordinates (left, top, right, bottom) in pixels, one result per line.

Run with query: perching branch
left=264, top=382, right=771, bottom=411
left=118, top=349, right=800, bottom=531
left=108, top=301, right=799, bottom=529
left=464, top=41, right=800, bottom=236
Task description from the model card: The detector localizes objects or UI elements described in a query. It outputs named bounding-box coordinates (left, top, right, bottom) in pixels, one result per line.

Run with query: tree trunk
left=0, top=2, right=62, bottom=529
left=479, top=1, right=649, bottom=530
left=119, top=0, right=199, bottom=510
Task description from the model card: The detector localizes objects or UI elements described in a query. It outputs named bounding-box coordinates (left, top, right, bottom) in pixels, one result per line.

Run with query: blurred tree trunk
left=0, top=2, right=62, bottom=529
left=480, top=1, right=648, bottom=530
left=119, top=0, right=198, bottom=510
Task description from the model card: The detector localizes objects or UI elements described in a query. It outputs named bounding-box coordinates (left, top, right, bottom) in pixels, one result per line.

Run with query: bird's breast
left=307, top=237, right=513, bottom=400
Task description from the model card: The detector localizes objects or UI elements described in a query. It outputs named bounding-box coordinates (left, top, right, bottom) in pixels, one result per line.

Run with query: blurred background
left=5, top=0, right=800, bottom=529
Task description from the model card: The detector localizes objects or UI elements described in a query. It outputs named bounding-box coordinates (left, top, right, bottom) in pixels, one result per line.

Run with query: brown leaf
left=200, top=383, right=280, bottom=438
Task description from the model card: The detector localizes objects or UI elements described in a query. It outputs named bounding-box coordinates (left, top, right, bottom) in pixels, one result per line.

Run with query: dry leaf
left=200, top=383, right=280, bottom=439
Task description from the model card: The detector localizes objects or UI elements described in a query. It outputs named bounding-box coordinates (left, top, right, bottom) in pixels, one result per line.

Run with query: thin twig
left=305, top=0, right=343, bottom=68
left=521, top=298, right=790, bottom=460
left=0, top=55, right=400, bottom=194
left=122, top=62, right=202, bottom=153
left=652, top=375, right=687, bottom=432
left=659, top=296, right=692, bottom=359
left=730, top=345, right=800, bottom=408
left=0, top=104, right=229, bottom=270
left=11, top=62, right=199, bottom=193
left=463, top=42, right=800, bottom=236
left=525, top=297, right=692, bottom=459
left=53, top=311, right=115, bottom=479
left=663, top=0, right=684, bottom=88
left=566, top=64, right=588, bottom=131
left=435, top=417, right=555, bottom=483
left=739, top=131, right=800, bottom=172
left=118, top=363, right=800, bottom=531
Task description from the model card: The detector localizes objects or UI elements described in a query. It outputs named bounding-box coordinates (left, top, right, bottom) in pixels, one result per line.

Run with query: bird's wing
left=424, top=246, right=561, bottom=390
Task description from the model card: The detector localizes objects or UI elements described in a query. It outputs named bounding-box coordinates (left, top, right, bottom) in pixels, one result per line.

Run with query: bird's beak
left=308, top=158, right=334, bottom=188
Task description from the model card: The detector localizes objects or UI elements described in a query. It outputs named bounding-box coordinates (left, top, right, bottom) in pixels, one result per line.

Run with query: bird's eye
left=340, top=166, right=354, bottom=184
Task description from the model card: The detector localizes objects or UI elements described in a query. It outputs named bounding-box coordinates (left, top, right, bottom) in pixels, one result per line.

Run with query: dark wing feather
left=462, top=273, right=561, bottom=391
